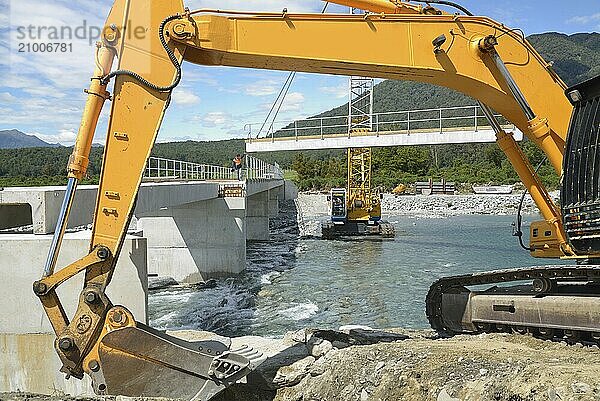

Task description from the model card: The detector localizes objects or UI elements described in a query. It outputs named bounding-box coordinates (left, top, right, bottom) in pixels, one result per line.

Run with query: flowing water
left=148, top=205, right=567, bottom=338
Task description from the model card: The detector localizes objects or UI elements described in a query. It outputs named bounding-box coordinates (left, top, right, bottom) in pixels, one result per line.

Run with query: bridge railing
left=245, top=155, right=284, bottom=180
left=245, top=105, right=515, bottom=142
left=144, top=156, right=283, bottom=181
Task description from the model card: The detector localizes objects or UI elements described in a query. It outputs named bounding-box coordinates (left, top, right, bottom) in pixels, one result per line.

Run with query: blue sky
left=0, top=0, right=598, bottom=145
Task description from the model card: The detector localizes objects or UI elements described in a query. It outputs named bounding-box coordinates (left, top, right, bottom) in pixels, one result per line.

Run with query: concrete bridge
left=0, top=155, right=294, bottom=283
left=245, top=105, right=523, bottom=152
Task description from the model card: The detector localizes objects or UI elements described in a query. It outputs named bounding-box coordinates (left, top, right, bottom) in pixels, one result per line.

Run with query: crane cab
left=329, top=188, right=347, bottom=223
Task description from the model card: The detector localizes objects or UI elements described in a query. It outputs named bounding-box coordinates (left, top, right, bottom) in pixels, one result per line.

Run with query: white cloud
left=182, top=68, right=220, bottom=87
left=245, top=80, right=279, bottom=96
left=0, top=0, right=350, bottom=143
left=259, top=91, right=305, bottom=113
left=202, top=111, right=231, bottom=127
left=279, top=91, right=305, bottom=112
left=567, top=13, right=600, bottom=26
left=156, top=135, right=196, bottom=143
left=171, top=88, right=201, bottom=105
left=32, top=128, right=77, bottom=145
left=0, top=92, right=17, bottom=102
left=320, top=84, right=348, bottom=99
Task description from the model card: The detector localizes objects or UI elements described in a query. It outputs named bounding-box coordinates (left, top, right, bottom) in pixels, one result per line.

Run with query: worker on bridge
left=231, top=153, right=245, bottom=180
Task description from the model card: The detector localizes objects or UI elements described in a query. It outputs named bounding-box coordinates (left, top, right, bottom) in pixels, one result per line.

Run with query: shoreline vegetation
left=0, top=139, right=559, bottom=192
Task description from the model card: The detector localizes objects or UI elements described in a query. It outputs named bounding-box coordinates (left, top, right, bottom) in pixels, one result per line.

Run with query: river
left=148, top=203, right=566, bottom=338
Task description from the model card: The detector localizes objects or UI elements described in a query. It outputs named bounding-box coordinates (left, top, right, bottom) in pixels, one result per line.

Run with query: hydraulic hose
left=408, top=0, right=473, bottom=16
left=100, top=14, right=183, bottom=91
left=513, top=157, right=547, bottom=251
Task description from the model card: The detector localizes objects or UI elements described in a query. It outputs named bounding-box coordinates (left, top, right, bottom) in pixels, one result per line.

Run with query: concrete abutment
left=0, top=232, right=147, bottom=395
left=247, top=190, right=270, bottom=241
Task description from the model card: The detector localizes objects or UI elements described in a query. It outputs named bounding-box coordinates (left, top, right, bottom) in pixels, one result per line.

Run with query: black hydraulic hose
left=514, top=189, right=531, bottom=251
left=513, top=157, right=547, bottom=251
left=100, top=13, right=183, bottom=91
left=410, top=0, right=474, bottom=16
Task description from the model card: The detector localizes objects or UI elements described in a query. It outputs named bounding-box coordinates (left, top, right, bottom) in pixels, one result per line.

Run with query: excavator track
left=426, top=265, right=600, bottom=344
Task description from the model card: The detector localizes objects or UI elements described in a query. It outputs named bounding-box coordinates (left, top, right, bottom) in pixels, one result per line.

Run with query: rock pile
left=296, top=192, right=560, bottom=221
left=205, top=327, right=599, bottom=401
left=381, top=193, right=550, bottom=218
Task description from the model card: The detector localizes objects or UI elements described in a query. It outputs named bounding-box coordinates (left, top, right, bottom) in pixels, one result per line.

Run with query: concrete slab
left=0, top=185, right=97, bottom=234
left=0, top=231, right=148, bottom=395
left=1, top=332, right=95, bottom=395
left=268, top=188, right=280, bottom=218
left=0, top=231, right=147, bottom=334
left=247, top=191, right=270, bottom=241
left=246, top=179, right=285, bottom=196
left=282, top=180, right=299, bottom=200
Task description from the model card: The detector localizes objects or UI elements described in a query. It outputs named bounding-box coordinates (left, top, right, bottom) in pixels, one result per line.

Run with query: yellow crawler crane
left=322, top=147, right=395, bottom=238
left=32, top=0, right=600, bottom=399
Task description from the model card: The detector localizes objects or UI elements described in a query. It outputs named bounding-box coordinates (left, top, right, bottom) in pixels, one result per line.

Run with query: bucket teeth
left=229, top=344, right=266, bottom=368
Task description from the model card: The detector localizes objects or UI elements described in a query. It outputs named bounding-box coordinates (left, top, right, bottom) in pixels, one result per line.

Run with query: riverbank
left=7, top=196, right=590, bottom=401
left=296, top=192, right=555, bottom=220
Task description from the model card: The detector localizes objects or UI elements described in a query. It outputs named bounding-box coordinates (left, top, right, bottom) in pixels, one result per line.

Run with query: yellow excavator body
left=392, top=183, right=407, bottom=195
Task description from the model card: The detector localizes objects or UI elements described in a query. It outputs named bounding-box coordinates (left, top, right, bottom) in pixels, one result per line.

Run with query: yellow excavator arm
left=34, top=0, right=586, bottom=399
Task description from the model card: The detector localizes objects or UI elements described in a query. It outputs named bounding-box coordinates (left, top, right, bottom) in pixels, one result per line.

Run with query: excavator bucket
left=87, top=307, right=266, bottom=400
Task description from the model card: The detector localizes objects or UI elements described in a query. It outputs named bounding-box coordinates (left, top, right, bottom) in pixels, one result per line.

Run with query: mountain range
left=0, top=129, right=59, bottom=149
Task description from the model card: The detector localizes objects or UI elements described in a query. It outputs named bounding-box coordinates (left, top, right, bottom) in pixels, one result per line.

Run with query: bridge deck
left=245, top=125, right=523, bottom=153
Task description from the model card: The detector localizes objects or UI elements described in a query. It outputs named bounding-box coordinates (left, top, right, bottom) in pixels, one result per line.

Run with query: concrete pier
left=0, top=159, right=293, bottom=396
left=247, top=190, right=270, bottom=241
left=138, top=197, right=247, bottom=282
left=0, top=178, right=290, bottom=281
left=0, top=232, right=147, bottom=395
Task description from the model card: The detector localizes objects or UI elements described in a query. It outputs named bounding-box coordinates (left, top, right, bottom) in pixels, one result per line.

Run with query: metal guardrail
left=245, top=155, right=284, bottom=180
left=245, top=105, right=516, bottom=142
left=144, top=156, right=283, bottom=181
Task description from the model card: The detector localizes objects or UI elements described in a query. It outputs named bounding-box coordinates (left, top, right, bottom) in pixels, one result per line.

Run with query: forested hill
left=0, top=32, right=598, bottom=189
